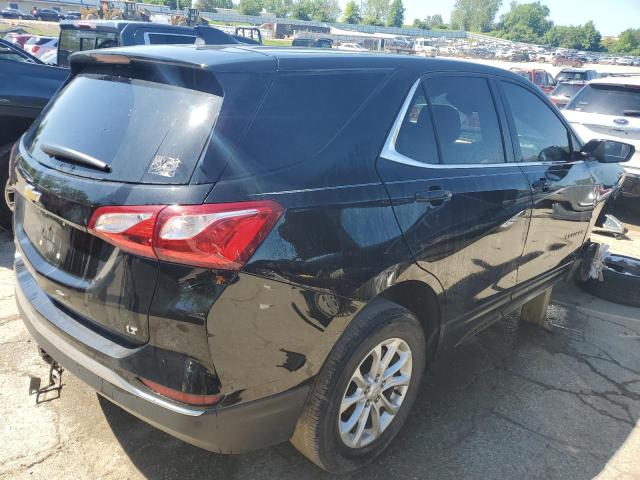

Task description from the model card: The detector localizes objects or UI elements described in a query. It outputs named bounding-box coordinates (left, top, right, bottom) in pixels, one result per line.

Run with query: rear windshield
left=566, top=84, right=640, bottom=115
left=552, top=83, right=583, bottom=97
left=58, top=28, right=119, bottom=67
left=27, top=74, right=222, bottom=184
left=556, top=71, right=586, bottom=82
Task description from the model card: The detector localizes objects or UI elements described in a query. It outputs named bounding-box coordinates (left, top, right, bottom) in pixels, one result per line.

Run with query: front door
left=498, top=80, right=596, bottom=287
left=377, top=74, right=532, bottom=346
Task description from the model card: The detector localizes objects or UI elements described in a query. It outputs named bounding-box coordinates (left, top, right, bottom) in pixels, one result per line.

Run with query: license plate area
left=20, top=197, right=110, bottom=279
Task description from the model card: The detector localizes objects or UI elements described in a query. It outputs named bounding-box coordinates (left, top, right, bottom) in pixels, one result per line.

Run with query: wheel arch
left=376, top=280, right=443, bottom=359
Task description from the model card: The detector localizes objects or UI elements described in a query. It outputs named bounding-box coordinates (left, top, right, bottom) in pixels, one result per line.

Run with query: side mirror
left=580, top=139, right=635, bottom=163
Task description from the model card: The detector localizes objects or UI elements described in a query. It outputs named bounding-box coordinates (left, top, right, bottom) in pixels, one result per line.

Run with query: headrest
left=429, top=104, right=461, bottom=145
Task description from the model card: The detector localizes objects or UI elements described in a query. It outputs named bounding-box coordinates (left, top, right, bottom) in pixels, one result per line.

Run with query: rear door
left=377, top=73, right=532, bottom=346
left=498, top=80, right=596, bottom=287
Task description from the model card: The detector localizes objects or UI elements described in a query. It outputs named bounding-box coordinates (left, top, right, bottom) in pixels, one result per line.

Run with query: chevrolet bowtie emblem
left=23, top=184, right=42, bottom=203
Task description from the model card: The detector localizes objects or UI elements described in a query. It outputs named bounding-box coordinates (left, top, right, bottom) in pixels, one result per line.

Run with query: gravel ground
left=1, top=225, right=640, bottom=480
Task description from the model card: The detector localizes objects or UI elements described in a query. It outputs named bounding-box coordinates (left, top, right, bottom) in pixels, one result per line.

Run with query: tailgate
left=12, top=156, right=213, bottom=344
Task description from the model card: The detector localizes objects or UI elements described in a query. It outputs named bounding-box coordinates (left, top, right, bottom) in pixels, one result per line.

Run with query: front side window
left=395, top=86, right=439, bottom=164
left=501, top=82, right=571, bottom=162
left=425, top=76, right=505, bottom=165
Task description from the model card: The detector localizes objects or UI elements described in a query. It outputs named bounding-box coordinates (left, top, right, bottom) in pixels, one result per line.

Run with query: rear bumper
left=14, top=254, right=309, bottom=454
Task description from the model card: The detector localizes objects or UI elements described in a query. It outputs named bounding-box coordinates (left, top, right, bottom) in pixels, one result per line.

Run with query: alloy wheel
left=339, top=338, right=412, bottom=448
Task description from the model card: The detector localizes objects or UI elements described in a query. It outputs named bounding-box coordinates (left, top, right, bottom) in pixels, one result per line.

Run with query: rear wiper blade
left=41, top=144, right=111, bottom=172
left=623, top=109, right=640, bottom=117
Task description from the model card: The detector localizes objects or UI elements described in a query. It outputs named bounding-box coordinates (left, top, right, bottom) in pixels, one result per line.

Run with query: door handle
left=531, top=177, right=551, bottom=192
left=415, top=188, right=452, bottom=206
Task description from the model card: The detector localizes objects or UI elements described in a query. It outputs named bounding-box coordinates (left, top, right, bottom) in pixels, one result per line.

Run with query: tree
left=290, top=0, right=312, bottom=20
left=413, top=18, right=429, bottom=29
left=611, top=28, right=640, bottom=54
left=451, top=0, right=501, bottom=32
left=308, top=0, right=340, bottom=21
left=428, top=14, right=444, bottom=29
left=413, top=14, right=446, bottom=30
left=342, top=0, right=362, bottom=24
left=194, top=0, right=233, bottom=10
left=264, top=0, right=292, bottom=17
left=238, top=0, right=263, bottom=15
left=362, top=0, right=389, bottom=25
left=387, top=0, right=404, bottom=27
left=496, top=1, right=553, bottom=42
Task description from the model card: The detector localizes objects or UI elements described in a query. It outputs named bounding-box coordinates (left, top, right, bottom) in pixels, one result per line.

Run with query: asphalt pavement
left=1, top=226, right=639, bottom=479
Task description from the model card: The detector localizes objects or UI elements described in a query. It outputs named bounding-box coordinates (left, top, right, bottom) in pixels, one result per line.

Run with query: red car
left=509, top=68, right=556, bottom=94
left=3, top=33, right=34, bottom=48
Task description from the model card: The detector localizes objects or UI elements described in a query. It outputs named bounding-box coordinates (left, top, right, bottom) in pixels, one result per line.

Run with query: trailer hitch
left=29, top=348, right=64, bottom=403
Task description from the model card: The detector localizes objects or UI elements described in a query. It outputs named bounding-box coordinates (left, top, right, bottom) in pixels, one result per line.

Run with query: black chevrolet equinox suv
left=11, top=45, right=632, bottom=472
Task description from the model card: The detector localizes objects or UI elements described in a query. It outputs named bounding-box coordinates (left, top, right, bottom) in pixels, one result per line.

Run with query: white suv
left=563, top=76, right=640, bottom=182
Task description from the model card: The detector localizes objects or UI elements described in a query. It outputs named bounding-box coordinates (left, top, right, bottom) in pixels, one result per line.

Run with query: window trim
left=381, top=74, right=517, bottom=169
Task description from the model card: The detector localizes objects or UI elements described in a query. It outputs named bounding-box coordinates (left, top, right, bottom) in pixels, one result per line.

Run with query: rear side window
left=501, top=82, right=571, bottom=162
left=395, top=86, right=439, bottom=164
left=234, top=70, right=387, bottom=172
left=27, top=74, right=222, bottom=184
left=59, top=29, right=119, bottom=67
left=566, top=84, right=640, bottom=116
left=425, top=76, right=505, bottom=165
left=145, top=33, right=196, bottom=45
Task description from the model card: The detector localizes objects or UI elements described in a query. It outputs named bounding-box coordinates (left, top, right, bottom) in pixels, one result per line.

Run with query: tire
left=291, top=298, right=426, bottom=473
left=0, top=144, right=13, bottom=231
left=576, top=255, right=640, bottom=308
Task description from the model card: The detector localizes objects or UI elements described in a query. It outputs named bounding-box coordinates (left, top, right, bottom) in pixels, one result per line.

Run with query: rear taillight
left=88, top=201, right=283, bottom=270
left=32, top=45, right=40, bottom=53
left=140, top=378, right=223, bottom=406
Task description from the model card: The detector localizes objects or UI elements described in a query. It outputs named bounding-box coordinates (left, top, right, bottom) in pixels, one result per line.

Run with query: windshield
left=58, top=28, right=119, bottom=67
left=566, top=84, right=640, bottom=116
left=556, top=71, right=586, bottom=82
left=552, top=83, right=583, bottom=97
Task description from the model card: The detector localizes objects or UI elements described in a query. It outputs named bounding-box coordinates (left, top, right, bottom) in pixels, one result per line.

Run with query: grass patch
left=0, top=19, right=60, bottom=37
left=262, top=38, right=292, bottom=46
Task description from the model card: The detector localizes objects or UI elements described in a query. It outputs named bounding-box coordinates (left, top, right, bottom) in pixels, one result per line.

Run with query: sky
left=338, top=0, right=640, bottom=37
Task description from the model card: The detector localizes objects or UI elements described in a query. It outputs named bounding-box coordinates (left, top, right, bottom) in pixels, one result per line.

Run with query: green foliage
left=289, top=0, right=339, bottom=21
left=608, top=28, right=640, bottom=55
left=387, top=0, right=404, bottom=27
left=362, top=0, right=389, bottom=25
left=238, top=0, right=263, bottom=15
left=341, top=0, right=362, bottom=24
left=308, top=0, right=340, bottom=21
left=413, top=18, right=429, bottom=29
left=194, top=0, right=233, bottom=9
left=451, top=0, right=501, bottom=32
left=263, top=0, right=292, bottom=17
left=495, top=1, right=552, bottom=41
left=290, top=0, right=311, bottom=20
left=428, top=14, right=445, bottom=29
left=544, top=21, right=601, bottom=50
